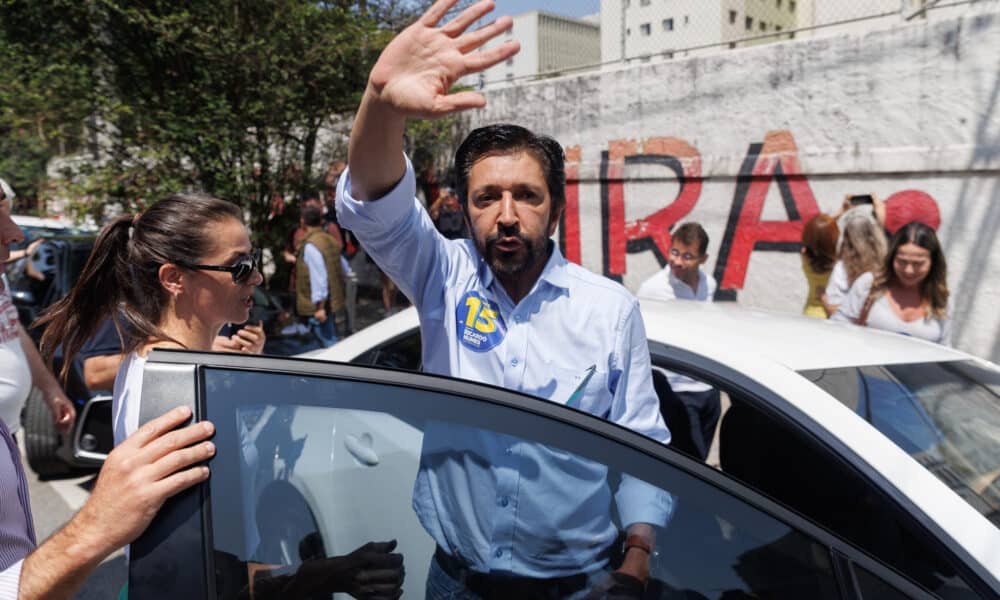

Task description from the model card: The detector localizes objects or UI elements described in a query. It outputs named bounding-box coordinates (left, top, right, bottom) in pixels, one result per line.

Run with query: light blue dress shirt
left=302, top=243, right=329, bottom=305
left=337, top=158, right=673, bottom=577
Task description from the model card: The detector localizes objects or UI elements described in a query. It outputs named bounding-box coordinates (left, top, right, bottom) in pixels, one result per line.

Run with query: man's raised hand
left=368, top=0, right=520, bottom=118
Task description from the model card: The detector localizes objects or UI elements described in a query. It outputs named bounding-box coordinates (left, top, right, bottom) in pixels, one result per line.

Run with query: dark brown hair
left=801, top=214, right=839, bottom=274
left=871, top=221, right=949, bottom=319
left=672, top=222, right=709, bottom=256
left=36, top=193, right=243, bottom=378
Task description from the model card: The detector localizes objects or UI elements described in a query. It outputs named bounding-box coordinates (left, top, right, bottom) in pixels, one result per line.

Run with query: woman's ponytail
left=36, top=214, right=134, bottom=379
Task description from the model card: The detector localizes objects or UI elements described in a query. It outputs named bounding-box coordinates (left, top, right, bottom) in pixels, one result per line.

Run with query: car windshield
left=800, top=360, right=1000, bottom=524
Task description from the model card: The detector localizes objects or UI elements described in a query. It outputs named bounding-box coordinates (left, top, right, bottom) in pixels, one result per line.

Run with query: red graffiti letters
left=601, top=138, right=702, bottom=280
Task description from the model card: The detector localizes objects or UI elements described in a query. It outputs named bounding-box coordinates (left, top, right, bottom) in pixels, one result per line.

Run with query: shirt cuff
left=0, top=559, right=23, bottom=599
left=335, top=156, right=417, bottom=237
left=616, top=475, right=675, bottom=530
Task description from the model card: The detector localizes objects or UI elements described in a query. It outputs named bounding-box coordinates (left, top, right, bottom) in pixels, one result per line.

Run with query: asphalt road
left=18, top=435, right=123, bottom=600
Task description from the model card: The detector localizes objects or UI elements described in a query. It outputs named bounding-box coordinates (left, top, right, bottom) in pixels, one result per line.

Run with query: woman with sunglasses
left=37, top=193, right=264, bottom=444
left=38, top=193, right=404, bottom=599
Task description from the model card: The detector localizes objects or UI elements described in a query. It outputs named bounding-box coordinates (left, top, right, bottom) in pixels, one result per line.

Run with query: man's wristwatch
left=622, top=534, right=653, bottom=556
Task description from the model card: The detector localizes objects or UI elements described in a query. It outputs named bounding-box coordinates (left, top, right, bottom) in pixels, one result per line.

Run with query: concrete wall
left=468, top=9, right=1000, bottom=363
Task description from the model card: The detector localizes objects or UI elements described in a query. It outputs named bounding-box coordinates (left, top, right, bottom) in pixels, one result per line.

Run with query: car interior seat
left=651, top=368, right=701, bottom=459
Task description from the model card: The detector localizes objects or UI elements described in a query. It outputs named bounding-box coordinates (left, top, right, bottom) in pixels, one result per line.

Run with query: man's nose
left=497, top=194, right=518, bottom=227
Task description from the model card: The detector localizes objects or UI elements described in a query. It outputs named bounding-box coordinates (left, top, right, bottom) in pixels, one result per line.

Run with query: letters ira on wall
left=558, top=130, right=940, bottom=301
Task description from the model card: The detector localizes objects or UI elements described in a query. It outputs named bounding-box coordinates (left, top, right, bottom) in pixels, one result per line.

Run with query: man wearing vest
left=296, top=203, right=345, bottom=348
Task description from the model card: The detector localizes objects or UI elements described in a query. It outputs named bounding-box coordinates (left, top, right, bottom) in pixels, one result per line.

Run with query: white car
left=127, top=301, right=1000, bottom=599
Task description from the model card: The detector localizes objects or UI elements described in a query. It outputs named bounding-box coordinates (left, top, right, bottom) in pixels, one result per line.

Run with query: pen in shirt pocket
left=566, top=364, right=597, bottom=407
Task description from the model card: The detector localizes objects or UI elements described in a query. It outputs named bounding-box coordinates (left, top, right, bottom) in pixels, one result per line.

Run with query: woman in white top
left=832, top=221, right=951, bottom=345
left=36, top=194, right=404, bottom=598
left=36, top=194, right=263, bottom=442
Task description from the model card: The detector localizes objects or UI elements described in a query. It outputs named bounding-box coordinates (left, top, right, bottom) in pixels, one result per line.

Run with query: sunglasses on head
left=177, top=247, right=262, bottom=284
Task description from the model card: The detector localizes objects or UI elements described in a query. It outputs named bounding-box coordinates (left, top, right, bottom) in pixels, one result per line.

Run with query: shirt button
left=504, top=447, right=513, bottom=456
left=514, top=315, right=522, bottom=323
left=499, top=496, right=509, bottom=507
left=495, top=548, right=503, bottom=558
left=511, top=358, right=518, bottom=367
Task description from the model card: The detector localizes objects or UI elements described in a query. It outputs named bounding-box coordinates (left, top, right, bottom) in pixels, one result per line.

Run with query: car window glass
left=351, top=332, right=421, bottom=371
left=802, top=360, right=1000, bottom=523
left=202, top=367, right=841, bottom=600
left=651, top=365, right=724, bottom=464
left=854, top=564, right=914, bottom=600
left=653, top=356, right=981, bottom=599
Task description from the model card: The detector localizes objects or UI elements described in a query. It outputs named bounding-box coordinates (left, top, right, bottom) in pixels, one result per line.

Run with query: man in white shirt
left=637, top=222, right=716, bottom=302
left=637, top=223, right=721, bottom=460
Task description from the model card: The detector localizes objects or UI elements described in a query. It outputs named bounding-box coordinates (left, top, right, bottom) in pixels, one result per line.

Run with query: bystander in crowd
left=832, top=221, right=951, bottom=345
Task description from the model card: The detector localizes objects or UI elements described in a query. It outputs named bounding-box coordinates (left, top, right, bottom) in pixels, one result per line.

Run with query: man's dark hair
left=301, top=204, right=323, bottom=227
left=454, top=124, right=566, bottom=217
left=672, top=222, right=709, bottom=256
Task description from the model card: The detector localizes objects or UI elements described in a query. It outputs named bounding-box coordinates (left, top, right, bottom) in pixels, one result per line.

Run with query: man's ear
left=547, top=205, right=564, bottom=237
left=698, top=253, right=709, bottom=266
left=158, top=263, right=185, bottom=298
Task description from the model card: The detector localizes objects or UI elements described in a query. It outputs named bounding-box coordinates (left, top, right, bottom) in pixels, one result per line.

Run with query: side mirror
left=10, top=290, right=35, bottom=305
left=73, top=395, right=113, bottom=466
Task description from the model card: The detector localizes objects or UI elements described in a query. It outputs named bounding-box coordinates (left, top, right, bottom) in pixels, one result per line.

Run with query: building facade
left=470, top=11, right=600, bottom=88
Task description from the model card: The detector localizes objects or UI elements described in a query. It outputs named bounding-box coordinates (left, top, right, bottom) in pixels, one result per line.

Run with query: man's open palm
left=369, top=0, right=520, bottom=118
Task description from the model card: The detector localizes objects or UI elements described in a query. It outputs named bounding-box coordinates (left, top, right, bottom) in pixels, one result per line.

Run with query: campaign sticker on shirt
left=456, top=291, right=507, bottom=352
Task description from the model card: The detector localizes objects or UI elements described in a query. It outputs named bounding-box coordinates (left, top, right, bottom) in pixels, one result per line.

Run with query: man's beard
left=478, top=230, right=548, bottom=276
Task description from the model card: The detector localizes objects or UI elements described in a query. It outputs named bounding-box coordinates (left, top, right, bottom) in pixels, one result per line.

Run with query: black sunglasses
left=177, top=247, right=261, bottom=284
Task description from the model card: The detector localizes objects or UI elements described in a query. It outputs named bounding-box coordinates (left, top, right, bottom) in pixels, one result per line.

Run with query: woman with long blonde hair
left=824, top=214, right=888, bottom=315
left=832, top=222, right=950, bottom=345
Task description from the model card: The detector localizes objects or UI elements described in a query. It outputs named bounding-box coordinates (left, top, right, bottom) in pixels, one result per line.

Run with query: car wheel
left=22, top=388, right=70, bottom=478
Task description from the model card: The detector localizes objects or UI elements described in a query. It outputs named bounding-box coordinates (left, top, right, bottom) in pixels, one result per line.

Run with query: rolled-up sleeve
left=0, top=560, right=22, bottom=599
left=336, top=156, right=452, bottom=311
left=609, top=301, right=675, bottom=528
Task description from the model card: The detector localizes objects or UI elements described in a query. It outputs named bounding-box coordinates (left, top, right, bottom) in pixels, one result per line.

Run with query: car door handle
left=344, top=433, right=379, bottom=466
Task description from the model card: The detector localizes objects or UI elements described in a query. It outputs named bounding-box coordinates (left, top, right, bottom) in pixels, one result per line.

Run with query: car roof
left=639, top=299, right=969, bottom=371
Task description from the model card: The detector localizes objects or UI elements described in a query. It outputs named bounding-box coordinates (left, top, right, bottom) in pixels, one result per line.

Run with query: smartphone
left=849, top=194, right=874, bottom=206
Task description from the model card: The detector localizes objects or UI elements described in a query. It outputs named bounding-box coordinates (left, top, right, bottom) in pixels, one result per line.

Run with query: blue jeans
left=308, top=316, right=338, bottom=348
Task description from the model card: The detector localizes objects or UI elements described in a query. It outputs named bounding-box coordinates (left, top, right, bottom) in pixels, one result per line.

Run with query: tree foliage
left=1, top=0, right=473, bottom=286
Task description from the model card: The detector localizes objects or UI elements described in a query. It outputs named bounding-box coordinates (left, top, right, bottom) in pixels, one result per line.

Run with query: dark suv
left=8, top=232, right=111, bottom=477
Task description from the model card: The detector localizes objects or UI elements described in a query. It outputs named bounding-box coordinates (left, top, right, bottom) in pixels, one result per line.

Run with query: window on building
left=729, top=10, right=738, bottom=25
left=662, top=18, right=674, bottom=32
left=684, top=15, right=689, bottom=25
left=777, top=0, right=782, bottom=8
left=746, top=16, right=753, bottom=30
left=627, top=27, right=632, bottom=36
left=505, top=58, right=513, bottom=67
left=640, top=22, right=651, bottom=36
left=760, top=21, right=767, bottom=31
left=640, top=0, right=650, bottom=6
left=790, top=0, right=797, bottom=11
left=776, top=25, right=783, bottom=32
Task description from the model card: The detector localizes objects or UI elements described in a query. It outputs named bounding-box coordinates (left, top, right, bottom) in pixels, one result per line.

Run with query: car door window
left=147, top=360, right=942, bottom=600
left=650, top=350, right=985, bottom=599
left=351, top=331, right=422, bottom=371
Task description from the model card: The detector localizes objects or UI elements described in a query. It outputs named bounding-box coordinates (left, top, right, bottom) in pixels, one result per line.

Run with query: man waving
left=337, top=1, right=672, bottom=597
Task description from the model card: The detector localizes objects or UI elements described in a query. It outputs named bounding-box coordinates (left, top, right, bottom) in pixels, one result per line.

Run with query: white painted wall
left=467, top=8, right=1000, bottom=363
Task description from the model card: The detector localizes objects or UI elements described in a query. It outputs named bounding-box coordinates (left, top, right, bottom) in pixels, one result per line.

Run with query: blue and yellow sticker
left=456, top=291, right=507, bottom=352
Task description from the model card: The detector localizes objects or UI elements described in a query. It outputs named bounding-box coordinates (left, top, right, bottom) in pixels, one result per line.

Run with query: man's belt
left=433, top=545, right=591, bottom=598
